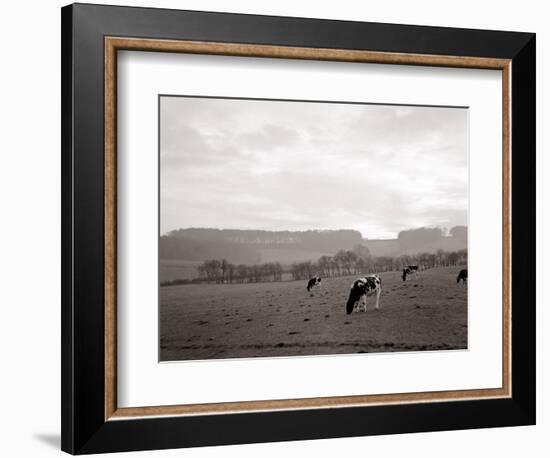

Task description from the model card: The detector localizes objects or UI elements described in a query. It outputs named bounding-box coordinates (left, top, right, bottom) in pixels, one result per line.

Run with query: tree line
left=289, top=247, right=467, bottom=280
left=160, top=246, right=467, bottom=286
left=196, top=259, right=283, bottom=284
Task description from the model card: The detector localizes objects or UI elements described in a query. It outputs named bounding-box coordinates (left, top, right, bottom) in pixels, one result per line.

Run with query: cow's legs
left=362, top=294, right=368, bottom=312
left=374, top=288, right=381, bottom=310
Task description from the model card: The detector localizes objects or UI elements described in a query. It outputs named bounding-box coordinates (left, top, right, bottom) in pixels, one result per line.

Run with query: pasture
left=159, top=266, right=467, bottom=361
left=160, top=259, right=203, bottom=282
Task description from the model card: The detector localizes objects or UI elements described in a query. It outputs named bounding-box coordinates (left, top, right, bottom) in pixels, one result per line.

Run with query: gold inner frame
left=104, top=37, right=512, bottom=421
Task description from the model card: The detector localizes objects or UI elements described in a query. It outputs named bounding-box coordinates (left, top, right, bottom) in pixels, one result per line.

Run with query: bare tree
left=227, top=263, right=235, bottom=283
left=220, top=259, right=228, bottom=283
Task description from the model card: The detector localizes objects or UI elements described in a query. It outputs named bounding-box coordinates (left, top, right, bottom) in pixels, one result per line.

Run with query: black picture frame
left=61, top=3, right=535, bottom=454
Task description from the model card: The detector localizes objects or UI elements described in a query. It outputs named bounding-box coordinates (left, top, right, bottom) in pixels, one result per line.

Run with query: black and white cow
left=306, top=276, right=322, bottom=292
left=457, top=269, right=467, bottom=285
left=346, top=274, right=382, bottom=314
left=402, top=265, right=419, bottom=281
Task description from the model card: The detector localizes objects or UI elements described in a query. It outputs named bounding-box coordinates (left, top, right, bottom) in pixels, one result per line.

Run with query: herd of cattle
left=306, top=266, right=468, bottom=315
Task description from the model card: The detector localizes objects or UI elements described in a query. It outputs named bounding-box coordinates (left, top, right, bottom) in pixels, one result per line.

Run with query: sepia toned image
left=159, top=95, right=469, bottom=362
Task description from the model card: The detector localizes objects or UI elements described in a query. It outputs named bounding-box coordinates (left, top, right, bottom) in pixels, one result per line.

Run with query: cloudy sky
left=160, top=96, right=468, bottom=239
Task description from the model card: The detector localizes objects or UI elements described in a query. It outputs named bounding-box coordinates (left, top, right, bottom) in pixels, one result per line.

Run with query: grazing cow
left=306, top=276, right=322, bottom=292
left=346, top=274, right=382, bottom=314
left=402, top=265, right=418, bottom=281
left=457, top=269, right=468, bottom=285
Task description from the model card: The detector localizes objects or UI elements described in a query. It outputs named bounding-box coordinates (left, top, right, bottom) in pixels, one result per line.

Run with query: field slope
left=160, top=266, right=467, bottom=361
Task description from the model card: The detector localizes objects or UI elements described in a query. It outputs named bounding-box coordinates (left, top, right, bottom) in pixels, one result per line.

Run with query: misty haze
left=159, top=95, right=468, bottom=362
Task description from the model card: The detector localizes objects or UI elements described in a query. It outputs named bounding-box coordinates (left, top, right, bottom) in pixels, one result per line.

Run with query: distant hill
left=160, top=228, right=363, bottom=264
left=364, top=226, right=467, bottom=257
left=159, top=226, right=467, bottom=265
left=364, top=236, right=466, bottom=256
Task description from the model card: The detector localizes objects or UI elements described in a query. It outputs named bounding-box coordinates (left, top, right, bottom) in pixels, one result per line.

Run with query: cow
left=457, top=269, right=467, bottom=285
left=346, top=274, right=382, bottom=314
left=306, top=276, right=322, bottom=292
left=402, top=265, right=419, bottom=281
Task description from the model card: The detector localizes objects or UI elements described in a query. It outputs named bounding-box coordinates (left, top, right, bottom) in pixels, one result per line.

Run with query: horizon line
left=162, top=225, right=468, bottom=240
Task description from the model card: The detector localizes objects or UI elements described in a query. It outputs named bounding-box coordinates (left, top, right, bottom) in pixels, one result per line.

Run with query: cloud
left=239, top=124, right=301, bottom=151
left=160, top=96, right=468, bottom=238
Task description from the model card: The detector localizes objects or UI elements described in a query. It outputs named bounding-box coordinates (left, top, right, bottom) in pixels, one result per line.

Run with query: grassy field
left=256, top=248, right=333, bottom=264
left=159, top=266, right=467, bottom=361
left=160, top=259, right=202, bottom=282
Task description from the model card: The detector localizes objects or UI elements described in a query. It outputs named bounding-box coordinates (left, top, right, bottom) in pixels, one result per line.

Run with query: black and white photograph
left=159, top=95, right=469, bottom=361
left=0, top=0, right=542, bottom=456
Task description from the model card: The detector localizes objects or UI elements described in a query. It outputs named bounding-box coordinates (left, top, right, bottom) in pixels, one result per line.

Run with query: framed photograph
left=61, top=3, right=536, bottom=454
